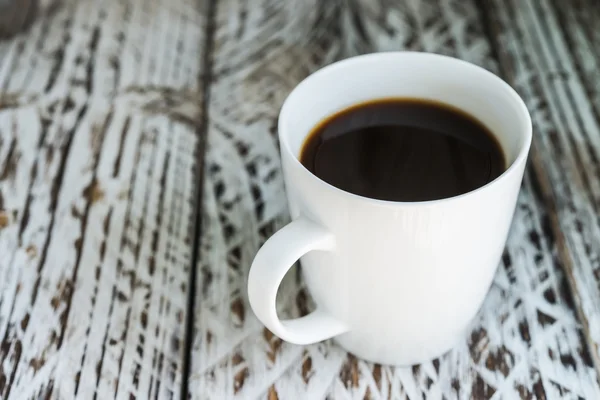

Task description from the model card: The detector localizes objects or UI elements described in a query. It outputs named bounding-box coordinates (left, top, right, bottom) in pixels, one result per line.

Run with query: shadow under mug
left=248, top=52, right=532, bottom=366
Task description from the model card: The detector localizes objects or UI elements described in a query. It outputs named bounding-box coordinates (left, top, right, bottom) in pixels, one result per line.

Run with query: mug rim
left=278, top=51, right=532, bottom=207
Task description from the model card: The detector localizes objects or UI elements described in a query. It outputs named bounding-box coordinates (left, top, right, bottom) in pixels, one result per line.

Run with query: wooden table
left=0, top=0, right=600, bottom=398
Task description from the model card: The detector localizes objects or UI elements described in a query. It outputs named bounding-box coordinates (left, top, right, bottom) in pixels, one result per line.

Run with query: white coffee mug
left=248, top=52, right=532, bottom=366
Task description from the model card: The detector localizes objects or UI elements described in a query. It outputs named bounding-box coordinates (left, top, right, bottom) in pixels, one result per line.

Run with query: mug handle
left=248, top=217, right=349, bottom=345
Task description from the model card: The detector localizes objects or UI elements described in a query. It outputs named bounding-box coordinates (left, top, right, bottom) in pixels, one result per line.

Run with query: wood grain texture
left=484, top=0, right=600, bottom=378
left=188, top=0, right=600, bottom=398
left=2, top=0, right=600, bottom=398
left=0, top=0, right=206, bottom=398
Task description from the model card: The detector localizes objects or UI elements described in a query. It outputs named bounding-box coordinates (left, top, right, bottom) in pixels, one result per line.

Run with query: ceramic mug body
left=248, top=52, right=532, bottom=366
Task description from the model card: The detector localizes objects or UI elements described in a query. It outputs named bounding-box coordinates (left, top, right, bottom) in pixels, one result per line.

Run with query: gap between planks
left=180, top=0, right=218, bottom=398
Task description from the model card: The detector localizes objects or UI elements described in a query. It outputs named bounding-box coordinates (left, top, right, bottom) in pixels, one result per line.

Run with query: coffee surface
left=300, top=98, right=505, bottom=202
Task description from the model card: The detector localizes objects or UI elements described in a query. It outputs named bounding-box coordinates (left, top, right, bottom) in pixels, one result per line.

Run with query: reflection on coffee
left=300, top=98, right=506, bottom=202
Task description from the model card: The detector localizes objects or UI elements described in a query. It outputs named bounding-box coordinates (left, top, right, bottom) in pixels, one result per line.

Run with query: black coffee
left=300, top=98, right=505, bottom=202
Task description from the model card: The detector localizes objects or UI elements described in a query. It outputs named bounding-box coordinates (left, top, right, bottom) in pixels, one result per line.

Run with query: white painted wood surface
left=487, top=0, right=600, bottom=372
left=1, top=0, right=600, bottom=398
left=0, top=0, right=206, bottom=398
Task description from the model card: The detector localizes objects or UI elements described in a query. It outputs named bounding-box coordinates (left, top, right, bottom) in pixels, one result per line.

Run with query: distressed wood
left=0, top=0, right=206, bottom=398
left=2, top=0, right=600, bottom=398
left=188, top=0, right=600, bottom=398
left=483, top=0, right=600, bottom=377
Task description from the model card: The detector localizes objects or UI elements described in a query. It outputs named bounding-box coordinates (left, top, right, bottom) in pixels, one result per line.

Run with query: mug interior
left=278, top=52, right=531, bottom=194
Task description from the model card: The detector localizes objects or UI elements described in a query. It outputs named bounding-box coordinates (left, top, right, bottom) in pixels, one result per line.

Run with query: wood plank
left=188, top=0, right=600, bottom=398
left=0, top=0, right=207, bottom=398
left=484, top=0, right=600, bottom=378
left=543, top=0, right=600, bottom=371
